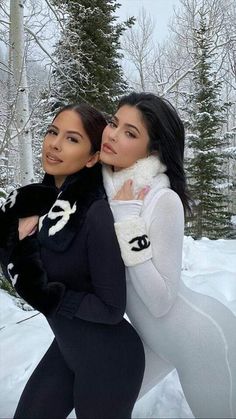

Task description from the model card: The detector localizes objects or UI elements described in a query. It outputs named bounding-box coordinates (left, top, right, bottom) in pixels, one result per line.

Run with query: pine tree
left=185, top=13, right=233, bottom=239
left=50, top=0, right=134, bottom=114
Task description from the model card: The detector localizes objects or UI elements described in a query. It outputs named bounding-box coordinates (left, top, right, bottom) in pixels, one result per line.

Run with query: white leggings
left=128, top=282, right=236, bottom=418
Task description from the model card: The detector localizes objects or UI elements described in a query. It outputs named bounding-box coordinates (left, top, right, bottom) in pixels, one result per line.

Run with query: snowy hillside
left=0, top=237, right=235, bottom=419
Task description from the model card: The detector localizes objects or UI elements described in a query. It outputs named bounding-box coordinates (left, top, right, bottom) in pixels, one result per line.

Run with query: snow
left=0, top=237, right=236, bottom=419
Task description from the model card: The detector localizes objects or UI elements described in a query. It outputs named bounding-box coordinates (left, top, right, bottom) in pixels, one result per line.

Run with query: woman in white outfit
left=100, top=92, right=236, bottom=419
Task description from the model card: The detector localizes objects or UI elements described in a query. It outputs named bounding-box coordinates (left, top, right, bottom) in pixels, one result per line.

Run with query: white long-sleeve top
left=103, top=158, right=236, bottom=418
left=103, top=155, right=184, bottom=317
left=111, top=187, right=184, bottom=318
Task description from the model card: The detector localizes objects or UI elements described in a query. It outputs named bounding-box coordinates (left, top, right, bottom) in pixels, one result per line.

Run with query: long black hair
left=52, top=103, right=107, bottom=153
left=118, top=92, right=191, bottom=214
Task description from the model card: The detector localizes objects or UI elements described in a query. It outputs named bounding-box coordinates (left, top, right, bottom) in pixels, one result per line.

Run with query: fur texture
left=102, top=156, right=170, bottom=266
left=102, top=155, right=170, bottom=202
left=38, top=164, right=106, bottom=251
left=7, top=235, right=65, bottom=316
left=1, top=163, right=106, bottom=315
left=0, top=184, right=58, bottom=248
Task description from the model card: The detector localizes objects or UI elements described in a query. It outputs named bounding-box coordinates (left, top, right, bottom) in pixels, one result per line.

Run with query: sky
left=118, top=0, right=180, bottom=42
left=0, top=0, right=180, bottom=58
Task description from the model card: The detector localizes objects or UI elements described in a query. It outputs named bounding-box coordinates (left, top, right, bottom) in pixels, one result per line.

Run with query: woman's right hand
left=18, top=216, right=39, bottom=240
left=113, top=179, right=150, bottom=201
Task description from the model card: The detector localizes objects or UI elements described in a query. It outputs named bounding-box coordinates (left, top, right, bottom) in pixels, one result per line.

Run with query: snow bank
left=0, top=237, right=235, bottom=418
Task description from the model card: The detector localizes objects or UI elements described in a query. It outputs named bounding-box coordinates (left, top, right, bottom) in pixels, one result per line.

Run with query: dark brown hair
left=53, top=103, right=107, bottom=154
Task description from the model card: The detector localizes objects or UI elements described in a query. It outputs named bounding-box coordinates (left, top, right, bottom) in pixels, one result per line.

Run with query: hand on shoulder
left=114, top=179, right=150, bottom=201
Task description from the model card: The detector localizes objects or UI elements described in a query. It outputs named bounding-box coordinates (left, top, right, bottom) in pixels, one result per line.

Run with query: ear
left=86, top=151, right=100, bottom=168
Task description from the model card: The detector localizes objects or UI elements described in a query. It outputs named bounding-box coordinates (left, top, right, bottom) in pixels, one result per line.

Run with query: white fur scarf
left=102, top=155, right=170, bottom=201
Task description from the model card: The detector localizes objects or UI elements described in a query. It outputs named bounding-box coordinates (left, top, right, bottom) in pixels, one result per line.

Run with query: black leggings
left=14, top=317, right=145, bottom=419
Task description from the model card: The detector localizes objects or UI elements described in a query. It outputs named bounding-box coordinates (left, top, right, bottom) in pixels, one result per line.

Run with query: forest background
left=0, top=2, right=236, bottom=417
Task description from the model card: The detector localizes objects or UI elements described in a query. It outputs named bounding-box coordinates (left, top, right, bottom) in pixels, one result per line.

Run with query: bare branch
left=44, top=0, right=66, bottom=34
left=162, top=36, right=236, bottom=96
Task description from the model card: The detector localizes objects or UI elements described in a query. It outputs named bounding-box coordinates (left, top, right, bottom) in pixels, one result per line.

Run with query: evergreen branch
left=23, top=26, right=91, bottom=106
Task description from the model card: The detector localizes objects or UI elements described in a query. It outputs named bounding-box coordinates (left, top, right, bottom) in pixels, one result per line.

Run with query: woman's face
left=42, top=110, right=97, bottom=187
left=100, top=105, right=150, bottom=171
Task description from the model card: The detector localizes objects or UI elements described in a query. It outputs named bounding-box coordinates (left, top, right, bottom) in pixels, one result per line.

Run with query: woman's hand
left=8, top=235, right=65, bottom=316
left=18, top=216, right=39, bottom=240
left=113, top=180, right=150, bottom=201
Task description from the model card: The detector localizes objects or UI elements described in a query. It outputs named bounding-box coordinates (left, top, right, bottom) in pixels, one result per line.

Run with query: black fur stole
left=38, top=163, right=106, bottom=252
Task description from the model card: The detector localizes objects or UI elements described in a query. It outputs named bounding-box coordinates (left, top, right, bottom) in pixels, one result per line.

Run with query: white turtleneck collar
left=102, top=155, right=170, bottom=202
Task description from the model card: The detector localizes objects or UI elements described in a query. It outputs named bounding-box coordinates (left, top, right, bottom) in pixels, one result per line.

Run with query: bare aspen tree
left=10, top=0, right=34, bottom=185
left=122, top=8, right=155, bottom=91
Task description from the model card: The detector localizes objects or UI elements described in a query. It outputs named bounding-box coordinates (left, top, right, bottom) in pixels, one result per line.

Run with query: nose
left=108, top=127, right=118, bottom=143
left=49, top=134, right=63, bottom=151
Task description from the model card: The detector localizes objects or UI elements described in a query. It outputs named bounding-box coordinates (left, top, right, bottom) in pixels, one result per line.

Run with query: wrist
left=110, top=200, right=143, bottom=222
left=114, top=217, right=152, bottom=266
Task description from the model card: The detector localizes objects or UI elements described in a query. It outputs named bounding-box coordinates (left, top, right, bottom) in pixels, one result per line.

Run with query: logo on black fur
left=7, top=263, right=18, bottom=286
left=39, top=199, right=77, bottom=236
left=1, top=190, right=18, bottom=212
left=129, top=235, right=150, bottom=251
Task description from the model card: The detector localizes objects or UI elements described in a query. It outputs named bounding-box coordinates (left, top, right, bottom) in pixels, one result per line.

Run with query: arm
left=6, top=235, right=65, bottom=315
left=0, top=184, right=57, bottom=287
left=0, top=184, right=57, bottom=247
left=7, top=201, right=126, bottom=324
left=58, top=200, right=126, bottom=324
left=111, top=191, right=184, bottom=317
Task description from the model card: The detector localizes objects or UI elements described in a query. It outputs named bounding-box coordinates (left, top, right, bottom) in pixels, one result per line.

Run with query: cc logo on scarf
left=129, top=235, right=151, bottom=252
left=1, top=190, right=18, bottom=212
left=39, top=199, right=77, bottom=237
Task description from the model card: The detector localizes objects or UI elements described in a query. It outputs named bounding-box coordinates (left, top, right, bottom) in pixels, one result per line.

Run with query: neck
left=102, top=155, right=170, bottom=201
left=54, top=175, right=66, bottom=188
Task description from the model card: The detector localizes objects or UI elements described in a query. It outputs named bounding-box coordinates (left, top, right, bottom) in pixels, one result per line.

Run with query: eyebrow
left=113, top=115, right=141, bottom=135
left=48, top=124, right=84, bottom=138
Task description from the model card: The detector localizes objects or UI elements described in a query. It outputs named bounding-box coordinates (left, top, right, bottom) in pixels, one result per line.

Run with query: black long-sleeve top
left=42, top=199, right=126, bottom=324
left=0, top=166, right=126, bottom=325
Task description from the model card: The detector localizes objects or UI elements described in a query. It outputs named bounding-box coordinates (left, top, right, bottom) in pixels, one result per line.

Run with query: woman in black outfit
left=0, top=103, right=145, bottom=419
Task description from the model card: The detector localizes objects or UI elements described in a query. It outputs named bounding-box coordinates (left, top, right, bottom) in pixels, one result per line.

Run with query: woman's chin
left=99, top=152, right=113, bottom=165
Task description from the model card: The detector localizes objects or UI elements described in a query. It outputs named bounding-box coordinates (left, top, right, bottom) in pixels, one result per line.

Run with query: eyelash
left=108, top=120, right=136, bottom=138
left=67, top=137, right=78, bottom=143
left=46, top=129, right=57, bottom=136
left=46, top=130, right=79, bottom=143
left=126, top=131, right=136, bottom=138
left=108, top=120, right=117, bottom=128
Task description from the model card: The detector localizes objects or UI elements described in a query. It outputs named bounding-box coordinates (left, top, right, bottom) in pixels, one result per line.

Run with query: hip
left=47, top=314, right=144, bottom=369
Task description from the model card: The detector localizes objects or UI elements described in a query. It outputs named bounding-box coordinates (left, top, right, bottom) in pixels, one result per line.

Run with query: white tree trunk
left=10, top=0, right=34, bottom=185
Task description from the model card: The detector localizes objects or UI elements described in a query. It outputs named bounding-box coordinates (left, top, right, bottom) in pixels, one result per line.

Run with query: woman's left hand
left=18, top=216, right=39, bottom=240
left=113, top=180, right=150, bottom=201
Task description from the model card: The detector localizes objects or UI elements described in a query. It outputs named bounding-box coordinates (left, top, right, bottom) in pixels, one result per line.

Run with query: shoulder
left=86, top=198, right=114, bottom=225
left=147, top=187, right=183, bottom=209
left=158, top=189, right=183, bottom=210
left=146, top=188, right=184, bottom=223
left=87, top=198, right=111, bottom=214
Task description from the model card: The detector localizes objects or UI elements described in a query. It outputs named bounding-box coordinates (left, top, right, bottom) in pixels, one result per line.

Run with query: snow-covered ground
left=0, top=237, right=235, bottom=418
